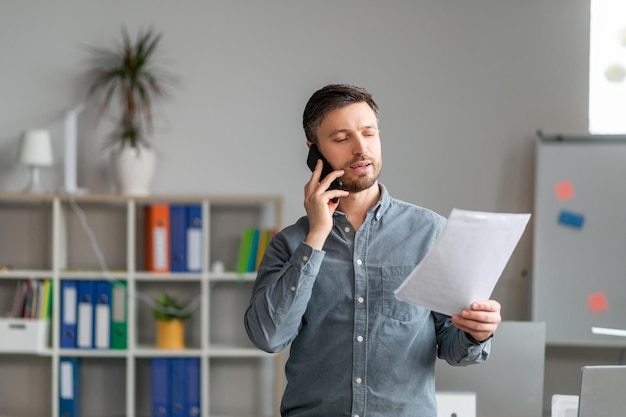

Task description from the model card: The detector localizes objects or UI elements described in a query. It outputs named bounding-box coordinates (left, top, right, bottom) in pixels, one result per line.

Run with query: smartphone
left=307, top=144, right=343, bottom=201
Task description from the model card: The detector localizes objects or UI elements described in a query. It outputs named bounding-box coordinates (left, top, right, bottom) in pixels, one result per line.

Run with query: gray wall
left=0, top=1, right=608, bottom=414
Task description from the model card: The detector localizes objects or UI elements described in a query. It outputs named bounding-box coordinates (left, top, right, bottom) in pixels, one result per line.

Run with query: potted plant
left=85, top=26, right=174, bottom=195
left=152, top=292, right=190, bottom=350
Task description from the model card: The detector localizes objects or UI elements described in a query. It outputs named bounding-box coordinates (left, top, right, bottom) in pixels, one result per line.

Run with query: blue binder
left=151, top=358, right=170, bottom=417
left=59, top=357, right=79, bottom=417
left=77, top=280, right=95, bottom=349
left=185, top=205, right=202, bottom=272
left=60, top=281, right=78, bottom=348
left=185, top=358, right=201, bottom=417
left=170, top=358, right=186, bottom=417
left=170, top=205, right=187, bottom=272
left=94, top=280, right=112, bottom=349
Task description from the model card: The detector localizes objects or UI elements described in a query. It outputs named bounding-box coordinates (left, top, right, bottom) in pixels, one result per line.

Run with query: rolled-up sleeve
left=244, top=231, right=325, bottom=353
left=433, top=311, right=491, bottom=365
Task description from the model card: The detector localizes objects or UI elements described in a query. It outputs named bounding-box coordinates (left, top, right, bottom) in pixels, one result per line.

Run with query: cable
left=66, top=194, right=200, bottom=318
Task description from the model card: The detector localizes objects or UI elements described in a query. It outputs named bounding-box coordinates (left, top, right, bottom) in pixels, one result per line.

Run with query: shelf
left=0, top=193, right=283, bottom=417
left=0, top=269, right=53, bottom=279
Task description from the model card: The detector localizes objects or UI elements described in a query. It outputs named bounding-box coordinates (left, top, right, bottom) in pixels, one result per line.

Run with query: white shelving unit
left=0, top=193, right=283, bottom=417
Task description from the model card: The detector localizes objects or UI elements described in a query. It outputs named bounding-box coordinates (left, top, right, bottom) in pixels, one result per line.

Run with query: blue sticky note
left=558, top=210, right=584, bottom=228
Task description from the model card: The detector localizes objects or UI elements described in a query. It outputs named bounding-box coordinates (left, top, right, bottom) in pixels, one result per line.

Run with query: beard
left=339, top=159, right=382, bottom=193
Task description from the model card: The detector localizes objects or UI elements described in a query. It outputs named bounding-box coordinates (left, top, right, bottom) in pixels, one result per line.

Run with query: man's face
left=315, top=102, right=382, bottom=193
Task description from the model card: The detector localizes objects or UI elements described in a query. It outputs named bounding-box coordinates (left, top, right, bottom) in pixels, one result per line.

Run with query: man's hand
left=303, top=159, right=348, bottom=249
left=451, top=300, right=501, bottom=343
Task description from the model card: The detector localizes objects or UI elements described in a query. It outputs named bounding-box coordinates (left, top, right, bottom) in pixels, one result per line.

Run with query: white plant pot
left=113, top=146, right=157, bottom=196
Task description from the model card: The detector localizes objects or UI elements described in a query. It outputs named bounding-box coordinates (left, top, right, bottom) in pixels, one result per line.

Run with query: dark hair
left=302, top=84, right=379, bottom=143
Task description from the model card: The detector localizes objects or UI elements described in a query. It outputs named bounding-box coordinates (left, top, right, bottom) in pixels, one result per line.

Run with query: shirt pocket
left=381, top=265, right=430, bottom=322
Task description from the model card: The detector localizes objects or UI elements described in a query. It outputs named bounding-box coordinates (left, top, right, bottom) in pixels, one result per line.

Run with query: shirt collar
left=332, top=183, right=391, bottom=221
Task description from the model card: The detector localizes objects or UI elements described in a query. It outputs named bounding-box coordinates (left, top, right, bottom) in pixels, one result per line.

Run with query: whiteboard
left=532, top=134, right=626, bottom=346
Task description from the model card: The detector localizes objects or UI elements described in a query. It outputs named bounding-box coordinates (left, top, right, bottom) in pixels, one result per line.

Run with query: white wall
left=0, top=1, right=603, bottom=414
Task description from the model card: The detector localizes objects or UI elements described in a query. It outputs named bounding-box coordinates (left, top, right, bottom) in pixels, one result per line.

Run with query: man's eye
left=334, top=137, right=347, bottom=142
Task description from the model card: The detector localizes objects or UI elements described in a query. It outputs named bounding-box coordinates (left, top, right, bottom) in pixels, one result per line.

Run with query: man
left=244, top=84, right=501, bottom=417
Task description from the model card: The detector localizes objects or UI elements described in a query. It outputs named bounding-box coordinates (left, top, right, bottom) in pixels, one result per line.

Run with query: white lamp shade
left=19, top=129, right=53, bottom=166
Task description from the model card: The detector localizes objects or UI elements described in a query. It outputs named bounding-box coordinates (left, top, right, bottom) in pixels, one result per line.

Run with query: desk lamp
left=19, top=129, right=53, bottom=193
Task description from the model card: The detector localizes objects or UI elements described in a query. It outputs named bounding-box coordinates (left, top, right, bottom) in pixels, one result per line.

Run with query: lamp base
left=58, top=186, right=90, bottom=195
left=23, top=166, right=44, bottom=194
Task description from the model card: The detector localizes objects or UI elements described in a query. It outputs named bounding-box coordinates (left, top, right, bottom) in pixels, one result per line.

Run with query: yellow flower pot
left=155, top=318, right=185, bottom=349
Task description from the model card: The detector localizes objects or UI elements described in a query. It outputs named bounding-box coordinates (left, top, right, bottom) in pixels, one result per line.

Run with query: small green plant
left=152, top=293, right=191, bottom=321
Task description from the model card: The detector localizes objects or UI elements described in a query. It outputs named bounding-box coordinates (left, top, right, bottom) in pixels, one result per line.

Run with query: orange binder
left=145, top=204, right=170, bottom=272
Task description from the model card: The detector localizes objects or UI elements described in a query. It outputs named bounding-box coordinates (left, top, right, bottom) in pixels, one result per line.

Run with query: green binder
left=111, top=280, right=128, bottom=349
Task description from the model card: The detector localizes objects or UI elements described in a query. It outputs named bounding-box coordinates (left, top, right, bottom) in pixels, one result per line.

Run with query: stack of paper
left=394, top=209, right=531, bottom=315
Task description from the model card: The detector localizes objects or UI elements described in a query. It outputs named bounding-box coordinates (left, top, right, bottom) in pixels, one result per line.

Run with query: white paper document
left=394, top=209, right=531, bottom=316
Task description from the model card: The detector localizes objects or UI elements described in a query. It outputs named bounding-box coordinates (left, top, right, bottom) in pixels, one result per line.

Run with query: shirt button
left=376, top=212, right=381, bottom=219
left=357, top=335, right=363, bottom=342
left=356, top=259, right=362, bottom=265
left=302, top=255, right=308, bottom=262
left=358, top=297, right=364, bottom=303
left=290, top=286, right=296, bottom=292
left=344, top=226, right=350, bottom=232
left=355, top=377, right=362, bottom=384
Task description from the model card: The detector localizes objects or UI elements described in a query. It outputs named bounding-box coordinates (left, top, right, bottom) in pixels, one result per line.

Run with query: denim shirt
left=245, top=184, right=490, bottom=417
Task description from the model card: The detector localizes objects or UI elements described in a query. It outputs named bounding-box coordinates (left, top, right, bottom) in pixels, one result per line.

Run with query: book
left=255, top=228, right=275, bottom=271
left=246, top=228, right=261, bottom=272
left=236, top=228, right=255, bottom=274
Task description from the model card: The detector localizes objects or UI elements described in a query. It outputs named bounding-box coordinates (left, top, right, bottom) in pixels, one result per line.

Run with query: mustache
left=345, top=156, right=370, bottom=166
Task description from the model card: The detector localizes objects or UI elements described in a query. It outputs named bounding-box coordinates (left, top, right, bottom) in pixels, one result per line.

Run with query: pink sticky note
left=555, top=180, right=576, bottom=201
left=588, top=292, right=608, bottom=313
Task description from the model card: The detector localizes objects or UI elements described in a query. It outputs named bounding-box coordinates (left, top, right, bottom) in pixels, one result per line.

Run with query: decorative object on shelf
left=61, top=104, right=89, bottom=195
left=153, top=292, right=190, bottom=349
left=85, top=26, right=174, bottom=196
left=19, top=129, right=53, bottom=194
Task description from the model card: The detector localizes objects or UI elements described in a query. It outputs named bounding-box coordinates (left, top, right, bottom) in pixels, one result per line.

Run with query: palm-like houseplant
left=85, top=26, right=172, bottom=195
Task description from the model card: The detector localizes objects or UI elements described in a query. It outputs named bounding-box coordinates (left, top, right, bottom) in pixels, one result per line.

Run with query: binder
left=145, top=204, right=170, bottom=272
left=110, top=280, right=127, bottom=349
left=94, top=280, right=112, bottom=349
left=77, top=280, right=95, bottom=349
left=59, top=357, right=79, bottom=417
left=185, top=204, right=202, bottom=272
left=60, top=280, right=78, bottom=348
left=169, top=205, right=187, bottom=272
left=185, top=358, right=201, bottom=417
left=151, top=358, right=170, bottom=417
left=170, top=358, right=186, bottom=417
